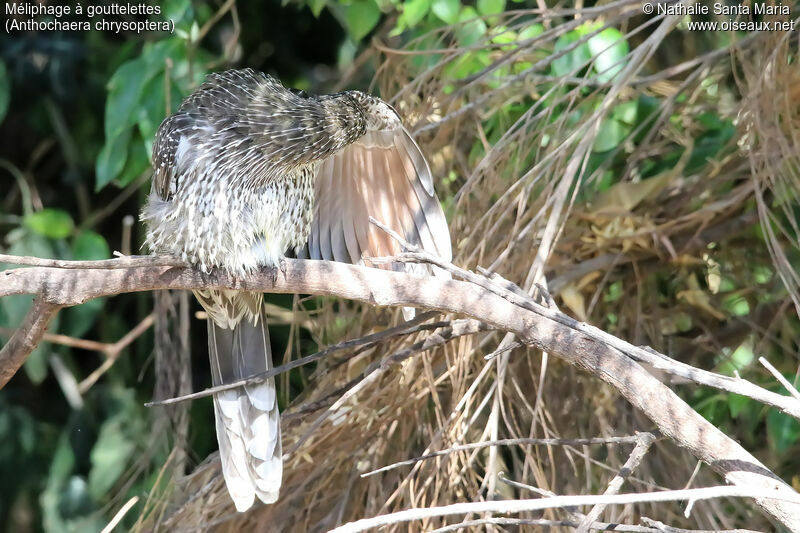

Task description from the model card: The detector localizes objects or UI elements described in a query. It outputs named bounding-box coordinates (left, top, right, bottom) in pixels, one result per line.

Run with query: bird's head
left=345, top=91, right=400, bottom=131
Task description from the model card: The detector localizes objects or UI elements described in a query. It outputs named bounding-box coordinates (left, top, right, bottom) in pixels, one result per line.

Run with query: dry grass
left=134, top=3, right=800, bottom=531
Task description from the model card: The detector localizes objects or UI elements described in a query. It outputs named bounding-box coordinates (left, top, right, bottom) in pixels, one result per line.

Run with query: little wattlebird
left=141, top=68, right=451, bottom=511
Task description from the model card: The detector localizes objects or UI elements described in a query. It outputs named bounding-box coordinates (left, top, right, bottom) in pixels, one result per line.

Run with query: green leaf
left=25, top=209, right=75, bottom=239
left=64, top=301, right=105, bottom=340
left=104, top=60, right=149, bottom=139
left=491, top=26, right=516, bottom=46
left=477, top=0, right=504, bottom=16
left=431, top=0, right=460, bottom=24
left=115, top=134, right=150, bottom=187
left=552, top=31, right=591, bottom=77
left=189, top=21, right=200, bottom=44
left=730, top=341, right=755, bottom=370
left=0, top=60, right=9, bottom=124
left=592, top=118, right=628, bottom=153
left=456, top=6, right=487, bottom=46
left=88, top=419, right=136, bottom=500
left=587, top=27, right=629, bottom=83
left=398, top=0, right=431, bottom=29
left=64, top=301, right=104, bottom=340
left=518, top=23, right=543, bottom=41
left=162, top=0, right=191, bottom=20
left=41, top=432, right=76, bottom=532
left=444, top=50, right=491, bottom=80
left=72, top=230, right=110, bottom=261
left=345, top=0, right=381, bottom=40
left=590, top=101, right=638, bottom=153
left=95, top=128, right=131, bottom=190
left=767, top=408, right=800, bottom=453
left=727, top=394, right=752, bottom=418
left=139, top=39, right=185, bottom=80
left=309, top=0, right=327, bottom=17
left=98, top=39, right=183, bottom=189
left=612, top=100, right=638, bottom=124
left=137, top=74, right=167, bottom=155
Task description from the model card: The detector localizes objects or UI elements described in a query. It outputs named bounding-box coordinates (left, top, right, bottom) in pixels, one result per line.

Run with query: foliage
left=0, top=1, right=350, bottom=530
left=1, top=0, right=799, bottom=531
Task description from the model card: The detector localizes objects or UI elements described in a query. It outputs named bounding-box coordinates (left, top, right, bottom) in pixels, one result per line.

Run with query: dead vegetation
left=131, top=4, right=800, bottom=531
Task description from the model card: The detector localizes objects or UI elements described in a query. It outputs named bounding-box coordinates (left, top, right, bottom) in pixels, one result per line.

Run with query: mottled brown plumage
left=141, top=68, right=451, bottom=511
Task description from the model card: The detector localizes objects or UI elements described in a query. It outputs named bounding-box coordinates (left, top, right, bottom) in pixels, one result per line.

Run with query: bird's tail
left=197, top=289, right=282, bottom=512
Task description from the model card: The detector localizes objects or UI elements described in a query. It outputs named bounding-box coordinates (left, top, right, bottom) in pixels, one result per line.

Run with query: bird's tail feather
left=201, top=290, right=282, bottom=512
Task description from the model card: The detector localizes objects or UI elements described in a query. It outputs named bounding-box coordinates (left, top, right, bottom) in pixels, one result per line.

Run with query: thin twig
left=80, top=171, right=151, bottom=230
left=0, top=326, right=107, bottom=351
left=49, top=353, right=84, bottom=409
left=79, top=313, right=156, bottom=394
left=145, top=311, right=444, bottom=406
left=101, top=496, right=140, bottom=533
left=361, top=435, right=648, bottom=478
left=577, top=432, right=659, bottom=532
left=640, top=517, right=762, bottom=533
left=196, top=0, right=235, bottom=42
left=286, top=319, right=486, bottom=456
left=759, top=357, right=800, bottom=402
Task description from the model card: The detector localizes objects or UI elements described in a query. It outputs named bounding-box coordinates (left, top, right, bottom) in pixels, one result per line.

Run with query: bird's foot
left=534, top=283, right=557, bottom=310
left=267, top=258, right=287, bottom=284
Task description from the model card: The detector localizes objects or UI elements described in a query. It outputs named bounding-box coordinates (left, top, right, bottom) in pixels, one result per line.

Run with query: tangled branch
left=1, top=254, right=799, bottom=530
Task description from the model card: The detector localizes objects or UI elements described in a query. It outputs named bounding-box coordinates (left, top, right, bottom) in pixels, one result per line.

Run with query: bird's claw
left=269, top=258, right=288, bottom=284
left=534, top=283, right=556, bottom=309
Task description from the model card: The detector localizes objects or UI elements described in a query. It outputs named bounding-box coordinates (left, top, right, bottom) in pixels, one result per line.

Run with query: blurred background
left=1, top=0, right=799, bottom=531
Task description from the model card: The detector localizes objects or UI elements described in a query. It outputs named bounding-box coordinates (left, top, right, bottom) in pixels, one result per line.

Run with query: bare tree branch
left=329, top=486, right=800, bottom=533
left=79, top=313, right=155, bottom=393
left=431, top=517, right=763, bottom=533
left=0, top=297, right=62, bottom=387
left=1, top=256, right=800, bottom=528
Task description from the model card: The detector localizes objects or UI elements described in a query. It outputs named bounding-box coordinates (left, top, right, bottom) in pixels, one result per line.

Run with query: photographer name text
left=658, top=2, right=789, bottom=16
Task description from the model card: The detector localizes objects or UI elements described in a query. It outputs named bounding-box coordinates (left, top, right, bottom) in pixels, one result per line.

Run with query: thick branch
left=2, top=257, right=800, bottom=528
left=0, top=298, right=62, bottom=387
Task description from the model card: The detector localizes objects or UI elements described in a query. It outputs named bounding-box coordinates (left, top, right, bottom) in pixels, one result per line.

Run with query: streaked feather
left=141, top=68, right=451, bottom=511
left=205, top=296, right=281, bottom=510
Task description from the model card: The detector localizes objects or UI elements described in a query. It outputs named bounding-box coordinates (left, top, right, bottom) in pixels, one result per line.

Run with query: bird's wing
left=307, top=122, right=451, bottom=270
left=150, top=112, right=196, bottom=200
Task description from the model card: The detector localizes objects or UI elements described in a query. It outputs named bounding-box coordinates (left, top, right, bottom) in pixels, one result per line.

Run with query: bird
left=140, top=68, right=451, bottom=511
